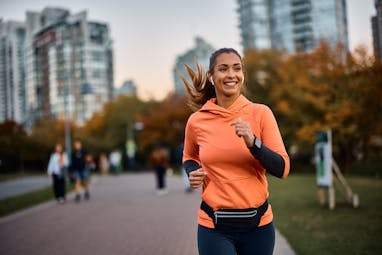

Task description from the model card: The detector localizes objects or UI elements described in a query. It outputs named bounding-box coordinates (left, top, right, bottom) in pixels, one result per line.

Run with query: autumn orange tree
left=0, top=118, right=71, bottom=172
left=78, top=94, right=191, bottom=167
left=243, top=48, right=285, bottom=107
left=78, top=95, right=151, bottom=156
left=0, top=120, right=27, bottom=171
left=244, top=42, right=382, bottom=171
left=137, top=94, right=191, bottom=164
left=1, top=95, right=191, bottom=171
left=321, top=45, right=382, bottom=167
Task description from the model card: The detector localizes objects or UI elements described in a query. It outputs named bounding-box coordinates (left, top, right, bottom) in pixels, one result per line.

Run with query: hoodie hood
left=199, top=95, right=252, bottom=117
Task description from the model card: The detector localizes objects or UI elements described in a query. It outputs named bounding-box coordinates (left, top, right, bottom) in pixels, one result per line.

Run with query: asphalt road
left=0, top=173, right=295, bottom=255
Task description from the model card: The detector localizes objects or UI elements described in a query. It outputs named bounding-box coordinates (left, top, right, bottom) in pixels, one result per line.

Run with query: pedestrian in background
left=47, top=143, right=68, bottom=204
left=150, top=144, right=169, bottom=196
left=99, top=153, right=110, bottom=175
left=109, top=150, right=122, bottom=175
left=85, top=154, right=96, bottom=173
left=70, top=139, right=90, bottom=202
left=182, top=48, right=290, bottom=255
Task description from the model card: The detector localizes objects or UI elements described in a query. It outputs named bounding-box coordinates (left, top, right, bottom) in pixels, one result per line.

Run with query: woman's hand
left=230, top=118, right=254, bottom=148
left=189, top=169, right=207, bottom=189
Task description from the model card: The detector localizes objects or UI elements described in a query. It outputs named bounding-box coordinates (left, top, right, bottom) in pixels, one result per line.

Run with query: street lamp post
left=64, top=70, right=71, bottom=162
left=125, top=121, right=144, bottom=171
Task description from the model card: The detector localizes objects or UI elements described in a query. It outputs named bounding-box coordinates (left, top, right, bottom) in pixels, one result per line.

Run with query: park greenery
left=244, top=42, right=382, bottom=172
left=0, top=183, right=75, bottom=217
left=0, top=42, right=381, bottom=174
left=268, top=174, right=381, bottom=255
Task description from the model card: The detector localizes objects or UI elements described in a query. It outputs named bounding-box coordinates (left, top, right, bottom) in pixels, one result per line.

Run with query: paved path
left=0, top=176, right=51, bottom=200
left=0, top=173, right=295, bottom=255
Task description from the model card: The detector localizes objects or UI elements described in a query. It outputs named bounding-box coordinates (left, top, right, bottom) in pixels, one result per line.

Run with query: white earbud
left=209, top=77, right=214, bottom=85
left=242, top=77, right=245, bottom=84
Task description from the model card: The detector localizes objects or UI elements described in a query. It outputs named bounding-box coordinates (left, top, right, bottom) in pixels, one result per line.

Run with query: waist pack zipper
left=214, top=210, right=258, bottom=224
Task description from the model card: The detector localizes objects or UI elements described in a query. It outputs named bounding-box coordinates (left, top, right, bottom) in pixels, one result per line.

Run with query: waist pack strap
left=200, top=200, right=269, bottom=222
left=200, top=201, right=215, bottom=220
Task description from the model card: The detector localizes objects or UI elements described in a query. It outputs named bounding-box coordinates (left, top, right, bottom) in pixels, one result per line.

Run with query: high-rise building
left=24, top=7, right=114, bottom=126
left=115, top=80, right=137, bottom=97
left=237, top=0, right=349, bottom=53
left=372, top=0, right=382, bottom=61
left=0, top=21, right=26, bottom=124
left=173, top=37, right=215, bottom=95
left=237, top=0, right=271, bottom=50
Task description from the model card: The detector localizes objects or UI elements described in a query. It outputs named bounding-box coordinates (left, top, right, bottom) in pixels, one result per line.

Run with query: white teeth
left=225, top=82, right=236, bottom=86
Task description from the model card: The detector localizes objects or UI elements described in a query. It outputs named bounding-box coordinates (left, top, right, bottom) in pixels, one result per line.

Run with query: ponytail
left=180, top=62, right=215, bottom=112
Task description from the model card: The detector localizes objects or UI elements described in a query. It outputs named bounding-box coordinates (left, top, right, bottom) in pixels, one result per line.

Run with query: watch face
left=255, top=138, right=262, bottom=148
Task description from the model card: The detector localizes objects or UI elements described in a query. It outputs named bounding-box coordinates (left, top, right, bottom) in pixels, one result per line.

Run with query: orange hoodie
left=183, top=95, right=290, bottom=229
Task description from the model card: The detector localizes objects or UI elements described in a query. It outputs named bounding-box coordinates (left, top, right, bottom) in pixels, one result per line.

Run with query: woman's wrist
left=246, top=134, right=255, bottom=148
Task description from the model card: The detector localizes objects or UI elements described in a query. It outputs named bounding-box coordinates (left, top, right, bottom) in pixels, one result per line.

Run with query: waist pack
left=200, top=200, right=268, bottom=232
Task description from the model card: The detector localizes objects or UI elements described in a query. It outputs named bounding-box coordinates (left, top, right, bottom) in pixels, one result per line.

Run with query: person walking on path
left=99, top=153, right=110, bottom=175
left=150, top=144, right=169, bottom=195
left=85, top=154, right=96, bottom=174
left=70, top=139, right=90, bottom=202
left=182, top=48, right=290, bottom=255
left=109, top=150, right=122, bottom=175
left=47, top=143, right=69, bottom=203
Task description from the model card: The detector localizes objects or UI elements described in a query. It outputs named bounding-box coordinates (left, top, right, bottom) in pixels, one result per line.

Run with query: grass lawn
left=268, top=174, right=381, bottom=255
left=0, top=172, right=42, bottom=182
left=0, top=185, right=54, bottom=217
left=0, top=183, right=74, bottom=217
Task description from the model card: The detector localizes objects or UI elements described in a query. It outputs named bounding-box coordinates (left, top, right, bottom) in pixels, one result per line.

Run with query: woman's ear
left=207, top=73, right=214, bottom=85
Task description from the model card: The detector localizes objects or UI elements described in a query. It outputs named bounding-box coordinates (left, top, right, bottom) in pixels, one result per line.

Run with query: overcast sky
left=0, top=0, right=376, bottom=99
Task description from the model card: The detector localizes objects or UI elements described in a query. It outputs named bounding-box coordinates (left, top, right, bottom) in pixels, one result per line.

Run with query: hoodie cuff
left=183, top=160, right=201, bottom=177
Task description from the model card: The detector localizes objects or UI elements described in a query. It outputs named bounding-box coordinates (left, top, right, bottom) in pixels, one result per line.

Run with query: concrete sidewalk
left=0, top=173, right=295, bottom=255
left=0, top=176, right=51, bottom=200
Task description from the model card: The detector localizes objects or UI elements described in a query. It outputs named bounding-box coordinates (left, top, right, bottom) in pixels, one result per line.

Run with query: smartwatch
left=254, top=136, right=262, bottom=149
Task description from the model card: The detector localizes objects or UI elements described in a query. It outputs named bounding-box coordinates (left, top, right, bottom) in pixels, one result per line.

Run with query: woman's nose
left=227, top=68, right=235, bottom=78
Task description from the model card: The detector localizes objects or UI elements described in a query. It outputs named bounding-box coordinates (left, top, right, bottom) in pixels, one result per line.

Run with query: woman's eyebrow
left=216, top=63, right=242, bottom=67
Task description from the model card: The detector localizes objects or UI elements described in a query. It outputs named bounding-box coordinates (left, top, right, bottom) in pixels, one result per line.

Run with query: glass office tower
left=173, top=37, right=215, bottom=95
left=0, top=21, right=26, bottom=124
left=237, top=0, right=349, bottom=53
left=238, top=0, right=272, bottom=50
left=372, top=0, right=382, bottom=60
left=25, top=8, right=114, bottom=125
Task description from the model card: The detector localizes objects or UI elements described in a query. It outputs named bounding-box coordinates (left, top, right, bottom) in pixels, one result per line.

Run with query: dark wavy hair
left=180, top=48, right=242, bottom=112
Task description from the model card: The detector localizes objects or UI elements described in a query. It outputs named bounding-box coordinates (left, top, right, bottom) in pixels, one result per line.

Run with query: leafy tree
left=0, top=120, right=27, bottom=171
left=327, top=46, right=382, bottom=164
left=243, top=48, right=285, bottom=106
left=243, top=42, right=382, bottom=171
left=28, top=119, right=70, bottom=165
left=79, top=95, right=151, bottom=160
left=137, top=94, right=191, bottom=163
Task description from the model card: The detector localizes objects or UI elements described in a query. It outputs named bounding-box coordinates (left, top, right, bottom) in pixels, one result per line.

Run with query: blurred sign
left=315, top=130, right=332, bottom=187
left=126, top=139, right=136, bottom=159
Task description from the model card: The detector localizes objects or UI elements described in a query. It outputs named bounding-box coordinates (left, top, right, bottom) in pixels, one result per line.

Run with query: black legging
left=198, top=222, right=275, bottom=255
left=155, top=166, right=166, bottom=189
left=52, top=174, right=66, bottom=199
